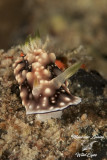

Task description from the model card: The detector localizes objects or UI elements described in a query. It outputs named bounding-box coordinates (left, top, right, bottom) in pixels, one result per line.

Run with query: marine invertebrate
left=13, top=37, right=81, bottom=121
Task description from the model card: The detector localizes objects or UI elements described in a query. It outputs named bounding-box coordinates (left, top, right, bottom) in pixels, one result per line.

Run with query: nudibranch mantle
left=13, top=37, right=81, bottom=120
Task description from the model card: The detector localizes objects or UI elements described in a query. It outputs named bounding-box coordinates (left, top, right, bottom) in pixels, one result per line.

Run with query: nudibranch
left=13, top=37, right=81, bottom=121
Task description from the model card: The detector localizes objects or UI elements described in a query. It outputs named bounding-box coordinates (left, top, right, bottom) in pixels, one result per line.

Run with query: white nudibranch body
left=13, top=37, right=81, bottom=121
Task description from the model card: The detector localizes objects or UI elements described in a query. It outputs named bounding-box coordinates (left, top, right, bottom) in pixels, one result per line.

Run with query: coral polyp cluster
left=13, top=37, right=81, bottom=119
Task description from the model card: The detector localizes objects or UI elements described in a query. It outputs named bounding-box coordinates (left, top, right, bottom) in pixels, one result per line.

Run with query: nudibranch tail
left=52, top=61, right=82, bottom=89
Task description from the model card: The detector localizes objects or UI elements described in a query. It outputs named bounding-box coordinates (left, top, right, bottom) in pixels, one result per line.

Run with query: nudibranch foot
left=13, top=36, right=81, bottom=121
left=36, top=111, right=63, bottom=121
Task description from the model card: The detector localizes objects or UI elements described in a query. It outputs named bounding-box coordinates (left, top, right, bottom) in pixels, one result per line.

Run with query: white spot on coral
left=22, top=100, right=26, bottom=106
left=51, top=97, right=55, bottom=100
left=20, top=92, right=24, bottom=97
left=49, top=106, right=54, bottom=110
left=29, top=105, right=33, bottom=109
left=43, top=97, right=47, bottom=101
left=40, top=66, right=44, bottom=70
left=44, top=80, right=49, bottom=84
left=52, top=101, right=55, bottom=104
left=34, top=72, right=39, bottom=76
left=36, top=68, right=40, bottom=71
left=61, top=89, right=65, bottom=93
left=60, top=102, right=65, bottom=106
left=42, top=103, right=46, bottom=107
left=15, top=74, right=19, bottom=81
left=64, top=97, right=71, bottom=102
left=18, top=78, right=24, bottom=84
left=44, top=88, right=52, bottom=96
left=40, top=80, right=44, bottom=84
left=20, top=89, right=27, bottom=98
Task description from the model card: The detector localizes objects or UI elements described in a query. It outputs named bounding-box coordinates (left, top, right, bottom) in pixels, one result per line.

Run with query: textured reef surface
left=0, top=0, right=107, bottom=159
